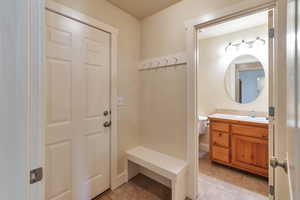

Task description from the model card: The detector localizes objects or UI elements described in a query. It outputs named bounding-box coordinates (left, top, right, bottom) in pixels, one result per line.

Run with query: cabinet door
left=232, top=135, right=268, bottom=176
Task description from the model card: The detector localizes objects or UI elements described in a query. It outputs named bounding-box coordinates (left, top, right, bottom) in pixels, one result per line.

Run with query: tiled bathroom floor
left=198, top=173, right=268, bottom=200
left=199, top=154, right=268, bottom=196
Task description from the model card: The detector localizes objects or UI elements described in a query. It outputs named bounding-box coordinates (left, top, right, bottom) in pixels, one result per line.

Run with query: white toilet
left=198, top=115, right=208, bottom=135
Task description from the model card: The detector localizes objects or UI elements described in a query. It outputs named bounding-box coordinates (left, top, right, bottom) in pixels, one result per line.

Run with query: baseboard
left=199, top=143, right=209, bottom=152
left=111, top=172, right=126, bottom=190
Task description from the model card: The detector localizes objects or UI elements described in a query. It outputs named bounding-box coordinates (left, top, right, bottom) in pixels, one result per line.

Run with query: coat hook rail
left=139, top=52, right=187, bottom=71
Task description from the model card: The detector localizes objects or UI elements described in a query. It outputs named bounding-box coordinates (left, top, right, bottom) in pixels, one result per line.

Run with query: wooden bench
left=125, top=146, right=187, bottom=200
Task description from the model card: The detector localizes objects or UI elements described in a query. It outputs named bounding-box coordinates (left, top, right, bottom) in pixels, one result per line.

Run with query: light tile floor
left=95, top=154, right=268, bottom=200
left=199, top=154, right=268, bottom=196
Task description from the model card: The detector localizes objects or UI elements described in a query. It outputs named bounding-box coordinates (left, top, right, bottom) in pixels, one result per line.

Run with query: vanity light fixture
left=225, top=37, right=266, bottom=52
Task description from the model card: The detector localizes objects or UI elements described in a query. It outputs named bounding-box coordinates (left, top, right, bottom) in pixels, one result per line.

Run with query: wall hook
left=174, top=57, right=178, bottom=64
left=165, top=58, right=169, bottom=64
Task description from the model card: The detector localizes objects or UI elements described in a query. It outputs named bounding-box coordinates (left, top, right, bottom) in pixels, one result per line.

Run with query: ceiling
left=198, top=11, right=268, bottom=39
left=108, top=0, right=182, bottom=19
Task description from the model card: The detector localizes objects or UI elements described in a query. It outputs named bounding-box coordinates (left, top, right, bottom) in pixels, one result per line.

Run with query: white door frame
left=28, top=1, right=120, bottom=199
left=184, top=0, right=284, bottom=199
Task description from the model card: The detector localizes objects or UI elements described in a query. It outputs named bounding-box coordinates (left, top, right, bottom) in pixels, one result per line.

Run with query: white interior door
left=45, top=10, right=111, bottom=200
left=286, top=0, right=300, bottom=199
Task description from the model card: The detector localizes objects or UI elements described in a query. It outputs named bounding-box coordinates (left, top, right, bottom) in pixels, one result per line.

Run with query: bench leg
left=171, top=171, right=187, bottom=200
left=124, top=158, right=129, bottom=182
left=125, top=158, right=140, bottom=182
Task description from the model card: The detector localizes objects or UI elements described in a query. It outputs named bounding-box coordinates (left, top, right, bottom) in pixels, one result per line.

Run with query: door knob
left=103, top=110, right=109, bottom=116
left=103, top=121, right=112, bottom=128
left=270, top=157, right=288, bottom=173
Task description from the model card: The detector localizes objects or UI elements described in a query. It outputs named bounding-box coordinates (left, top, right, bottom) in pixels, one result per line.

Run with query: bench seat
left=125, top=146, right=187, bottom=200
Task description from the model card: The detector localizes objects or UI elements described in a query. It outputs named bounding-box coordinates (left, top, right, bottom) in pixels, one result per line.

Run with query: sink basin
left=208, top=113, right=268, bottom=124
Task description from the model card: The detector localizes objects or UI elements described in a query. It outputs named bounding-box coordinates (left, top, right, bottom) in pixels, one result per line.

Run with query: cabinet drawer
left=212, top=146, right=230, bottom=163
left=211, top=122, right=229, bottom=132
left=231, top=124, right=268, bottom=139
left=212, top=131, right=229, bottom=148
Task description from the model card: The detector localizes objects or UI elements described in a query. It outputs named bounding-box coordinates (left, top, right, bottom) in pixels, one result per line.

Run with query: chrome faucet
left=249, top=110, right=256, bottom=118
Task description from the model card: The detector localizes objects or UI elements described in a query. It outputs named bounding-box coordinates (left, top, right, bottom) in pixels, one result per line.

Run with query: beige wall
left=141, top=0, right=244, bottom=60
left=140, top=66, right=187, bottom=160
left=198, top=25, right=269, bottom=146
left=51, top=0, right=141, bottom=173
left=140, top=0, right=245, bottom=160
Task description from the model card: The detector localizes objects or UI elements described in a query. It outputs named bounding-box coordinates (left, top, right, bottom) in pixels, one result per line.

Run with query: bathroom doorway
left=196, top=8, right=273, bottom=200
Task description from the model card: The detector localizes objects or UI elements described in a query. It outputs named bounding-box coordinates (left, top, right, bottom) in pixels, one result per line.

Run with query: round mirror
left=224, top=55, right=265, bottom=104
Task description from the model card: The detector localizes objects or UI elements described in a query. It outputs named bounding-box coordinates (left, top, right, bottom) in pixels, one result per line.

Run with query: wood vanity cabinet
left=209, top=118, right=268, bottom=177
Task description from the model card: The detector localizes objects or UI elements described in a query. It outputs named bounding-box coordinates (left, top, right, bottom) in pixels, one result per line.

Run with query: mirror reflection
left=225, top=55, right=265, bottom=104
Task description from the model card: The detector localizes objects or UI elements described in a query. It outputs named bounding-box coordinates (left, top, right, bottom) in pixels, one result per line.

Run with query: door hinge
left=269, top=28, right=275, bottom=39
left=269, top=185, right=275, bottom=196
left=269, top=106, right=275, bottom=118
left=30, top=167, right=43, bottom=184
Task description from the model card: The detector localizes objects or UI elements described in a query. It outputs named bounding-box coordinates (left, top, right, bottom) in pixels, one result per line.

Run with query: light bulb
left=253, top=37, right=265, bottom=48
left=225, top=43, right=237, bottom=53
left=239, top=40, right=248, bottom=51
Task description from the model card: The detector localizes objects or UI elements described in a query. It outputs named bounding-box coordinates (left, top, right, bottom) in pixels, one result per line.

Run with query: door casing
left=184, top=0, right=287, bottom=199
